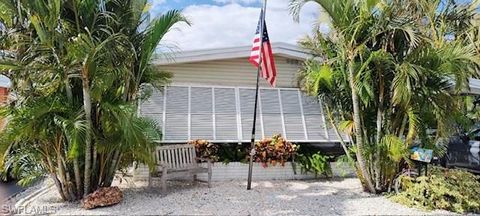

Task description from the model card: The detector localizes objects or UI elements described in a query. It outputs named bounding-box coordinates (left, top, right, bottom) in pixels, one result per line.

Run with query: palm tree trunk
left=60, top=156, right=77, bottom=201
left=46, top=156, right=67, bottom=201
left=374, top=74, right=385, bottom=190
left=398, top=113, right=408, bottom=138
left=64, top=76, right=82, bottom=198
left=348, top=59, right=376, bottom=193
left=55, top=134, right=73, bottom=201
left=65, top=173, right=76, bottom=201
left=105, top=150, right=120, bottom=186
left=375, top=74, right=384, bottom=145
left=123, top=74, right=131, bottom=101
left=73, top=158, right=82, bottom=198
left=324, top=104, right=352, bottom=160
left=92, top=143, right=98, bottom=189
left=56, top=152, right=70, bottom=201
left=82, top=69, right=93, bottom=197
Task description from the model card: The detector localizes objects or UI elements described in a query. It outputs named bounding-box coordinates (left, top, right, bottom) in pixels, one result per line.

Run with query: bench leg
left=148, top=174, right=152, bottom=188
left=207, top=162, right=212, bottom=188
left=193, top=174, right=197, bottom=182
left=161, top=168, right=167, bottom=193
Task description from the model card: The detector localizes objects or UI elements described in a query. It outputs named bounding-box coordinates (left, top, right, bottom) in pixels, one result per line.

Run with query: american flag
left=249, top=10, right=277, bottom=87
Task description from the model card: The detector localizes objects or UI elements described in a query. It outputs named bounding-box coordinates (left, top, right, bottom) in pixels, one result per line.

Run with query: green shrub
left=216, top=143, right=249, bottom=164
left=390, top=166, right=480, bottom=213
left=297, top=151, right=332, bottom=178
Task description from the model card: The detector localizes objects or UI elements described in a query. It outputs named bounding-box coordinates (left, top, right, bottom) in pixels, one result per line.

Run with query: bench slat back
left=155, top=144, right=197, bottom=170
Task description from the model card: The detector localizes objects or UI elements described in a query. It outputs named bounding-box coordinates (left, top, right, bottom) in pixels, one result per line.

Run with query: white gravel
left=1, top=178, right=49, bottom=213
left=19, top=178, right=456, bottom=215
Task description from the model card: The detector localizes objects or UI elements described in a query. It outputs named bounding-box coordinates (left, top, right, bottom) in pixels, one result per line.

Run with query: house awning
left=140, top=85, right=346, bottom=143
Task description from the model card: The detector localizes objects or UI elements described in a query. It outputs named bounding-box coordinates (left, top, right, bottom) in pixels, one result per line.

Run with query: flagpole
left=247, top=0, right=267, bottom=190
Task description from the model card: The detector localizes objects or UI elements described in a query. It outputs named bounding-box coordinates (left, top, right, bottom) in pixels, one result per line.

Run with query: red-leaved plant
left=252, top=134, right=297, bottom=167
left=189, top=139, right=219, bottom=162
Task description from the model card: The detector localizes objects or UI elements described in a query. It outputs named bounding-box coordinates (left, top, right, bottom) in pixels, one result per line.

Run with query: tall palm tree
left=291, top=0, right=380, bottom=192
left=291, top=0, right=480, bottom=193
left=0, top=0, right=187, bottom=200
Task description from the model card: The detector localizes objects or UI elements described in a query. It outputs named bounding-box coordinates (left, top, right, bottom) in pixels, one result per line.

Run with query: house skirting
left=133, top=162, right=355, bottom=182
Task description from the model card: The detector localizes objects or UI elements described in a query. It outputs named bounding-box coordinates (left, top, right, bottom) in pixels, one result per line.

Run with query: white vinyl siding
left=140, top=85, right=344, bottom=143
left=157, top=56, right=301, bottom=88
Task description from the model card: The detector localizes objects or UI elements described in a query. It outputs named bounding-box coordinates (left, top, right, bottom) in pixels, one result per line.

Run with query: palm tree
left=0, top=0, right=187, bottom=200
left=291, top=0, right=480, bottom=193
left=102, top=1, right=188, bottom=185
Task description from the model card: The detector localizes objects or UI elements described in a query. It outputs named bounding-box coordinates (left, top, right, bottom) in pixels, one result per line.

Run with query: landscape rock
left=82, top=187, right=123, bottom=210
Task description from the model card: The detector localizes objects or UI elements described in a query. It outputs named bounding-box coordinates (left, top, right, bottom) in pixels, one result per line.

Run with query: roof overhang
left=450, top=78, right=480, bottom=95
left=153, top=42, right=310, bottom=66
left=465, top=78, right=480, bottom=95
left=0, top=75, right=10, bottom=88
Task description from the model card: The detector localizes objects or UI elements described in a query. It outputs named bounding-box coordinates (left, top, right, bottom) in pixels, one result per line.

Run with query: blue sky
left=149, top=0, right=322, bottom=51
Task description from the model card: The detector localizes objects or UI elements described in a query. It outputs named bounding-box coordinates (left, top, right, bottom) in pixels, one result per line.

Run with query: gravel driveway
left=20, top=178, right=454, bottom=215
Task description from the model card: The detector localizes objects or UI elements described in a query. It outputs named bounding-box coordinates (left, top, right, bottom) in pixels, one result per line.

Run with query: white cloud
left=160, top=1, right=321, bottom=51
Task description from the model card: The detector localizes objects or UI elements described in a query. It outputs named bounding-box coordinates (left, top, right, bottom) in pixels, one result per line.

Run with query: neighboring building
left=0, top=75, right=9, bottom=130
left=0, top=87, right=7, bottom=102
left=140, top=43, right=347, bottom=153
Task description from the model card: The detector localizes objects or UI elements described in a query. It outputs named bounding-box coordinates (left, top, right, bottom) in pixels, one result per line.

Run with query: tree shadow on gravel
left=136, top=179, right=209, bottom=196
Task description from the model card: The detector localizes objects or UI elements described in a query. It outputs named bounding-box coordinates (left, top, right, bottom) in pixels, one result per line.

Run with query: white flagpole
left=247, top=0, right=268, bottom=190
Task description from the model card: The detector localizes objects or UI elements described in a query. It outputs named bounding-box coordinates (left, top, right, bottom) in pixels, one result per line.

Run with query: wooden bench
left=148, top=144, right=212, bottom=192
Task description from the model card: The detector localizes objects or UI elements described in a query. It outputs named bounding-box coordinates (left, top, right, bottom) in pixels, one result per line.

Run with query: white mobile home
left=140, top=43, right=346, bottom=150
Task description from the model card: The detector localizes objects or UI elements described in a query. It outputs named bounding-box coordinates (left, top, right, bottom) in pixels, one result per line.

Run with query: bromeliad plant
left=252, top=134, right=297, bottom=167
left=189, top=139, right=219, bottom=162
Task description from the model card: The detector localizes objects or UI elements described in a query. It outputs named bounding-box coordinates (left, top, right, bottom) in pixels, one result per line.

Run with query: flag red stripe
left=263, top=45, right=271, bottom=79
left=265, top=43, right=276, bottom=85
left=249, top=57, right=259, bottom=67
left=261, top=50, right=268, bottom=78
